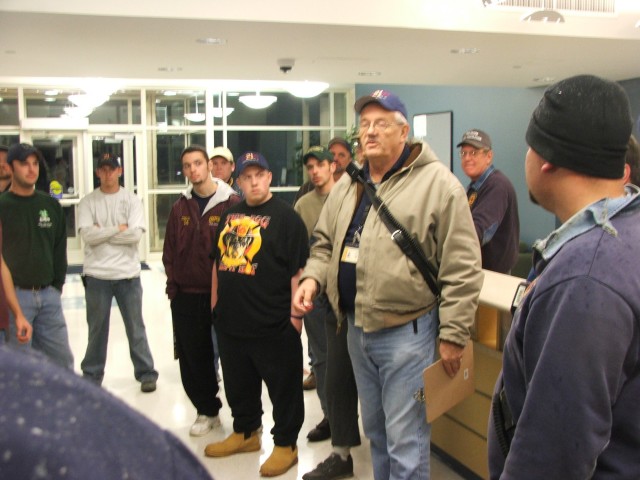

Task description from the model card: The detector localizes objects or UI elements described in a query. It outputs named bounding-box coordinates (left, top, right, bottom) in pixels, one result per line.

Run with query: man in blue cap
left=205, top=151, right=309, bottom=478
left=294, top=90, right=483, bottom=479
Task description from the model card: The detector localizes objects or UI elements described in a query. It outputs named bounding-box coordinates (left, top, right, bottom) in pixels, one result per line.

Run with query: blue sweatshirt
left=488, top=188, right=640, bottom=479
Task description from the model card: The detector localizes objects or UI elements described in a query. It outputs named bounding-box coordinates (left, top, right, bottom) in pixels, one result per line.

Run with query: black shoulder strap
left=346, top=162, right=440, bottom=299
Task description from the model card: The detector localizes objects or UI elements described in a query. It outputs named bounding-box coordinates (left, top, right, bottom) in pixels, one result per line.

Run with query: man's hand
left=118, top=224, right=128, bottom=232
left=14, top=314, right=32, bottom=344
left=290, top=317, right=303, bottom=334
left=439, top=339, right=465, bottom=378
left=292, top=278, right=317, bottom=316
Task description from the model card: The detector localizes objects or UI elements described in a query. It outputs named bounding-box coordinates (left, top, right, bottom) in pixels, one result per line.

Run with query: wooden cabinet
left=431, top=270, right=524, bottom=479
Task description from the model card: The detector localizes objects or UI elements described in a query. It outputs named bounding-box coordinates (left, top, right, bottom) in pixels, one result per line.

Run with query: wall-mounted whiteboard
left=413, top=111, right=453, bottom=171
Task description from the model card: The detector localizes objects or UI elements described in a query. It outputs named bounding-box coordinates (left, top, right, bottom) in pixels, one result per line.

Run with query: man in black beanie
left=488, top=74, right=640, bottom=479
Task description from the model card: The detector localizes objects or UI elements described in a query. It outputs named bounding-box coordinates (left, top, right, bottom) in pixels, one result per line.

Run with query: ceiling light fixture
left=358, top=71, right=382, bottom=77
left=63, top=106, right=94, bottom=118
left=286, top=81, right=329, bottom=98
left=197, top=37, right=227, bottom=45
left=212, top=107, right=235, bottom=118
left=522, top=9, right=565, bottom=23
left=184, top=94, right=206, bottom=122
left=451, top=48, right=480, bottom=55
left=68, top=93, right=109, bottom=109
left=239, top=92, right=277, bottom=109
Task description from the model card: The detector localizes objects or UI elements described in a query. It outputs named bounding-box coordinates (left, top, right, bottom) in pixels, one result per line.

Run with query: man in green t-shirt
left=0, top=143, right=73, bottom=369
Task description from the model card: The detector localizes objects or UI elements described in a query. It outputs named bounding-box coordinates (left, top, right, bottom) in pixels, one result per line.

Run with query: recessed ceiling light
left=358, top=71, right=381, bottom=77
left=158, top=67, right=183, bottom=72
left=44, top=97, right=56, bottom=102
left=45, top=89, right=59, bottom=96
left=163, top=90, right=177, bottom=96
left=197, top=37, right=227, bottom=45
left=451, top=48, right=480, bottom=55
left=533, top=76, right=556, bottom=84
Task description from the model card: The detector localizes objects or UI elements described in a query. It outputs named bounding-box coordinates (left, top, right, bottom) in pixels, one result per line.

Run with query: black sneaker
left=302, top=453, right=353, bottom=480
left=141, top=379, right=157, bottom=393
left=307, top=417, right=331, bottom=442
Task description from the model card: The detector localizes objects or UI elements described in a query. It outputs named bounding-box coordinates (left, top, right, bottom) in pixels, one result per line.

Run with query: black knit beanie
left=526, top=74, right=633, bottom=179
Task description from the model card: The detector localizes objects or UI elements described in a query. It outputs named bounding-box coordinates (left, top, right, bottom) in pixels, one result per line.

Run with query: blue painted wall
left=620, top=78, right=640, bottom=139
left=356, top=80, right=640, bottom=246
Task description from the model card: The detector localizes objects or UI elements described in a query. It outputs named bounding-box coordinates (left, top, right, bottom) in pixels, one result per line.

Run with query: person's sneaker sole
left=141, top=380, right=156, bottom=393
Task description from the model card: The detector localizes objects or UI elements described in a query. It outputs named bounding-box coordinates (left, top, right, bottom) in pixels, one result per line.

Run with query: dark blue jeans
left=81, top=276, right=157, bottom=384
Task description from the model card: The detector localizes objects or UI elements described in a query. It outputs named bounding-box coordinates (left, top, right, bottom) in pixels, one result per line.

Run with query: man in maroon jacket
left=163, top=144, right=240, bottom=437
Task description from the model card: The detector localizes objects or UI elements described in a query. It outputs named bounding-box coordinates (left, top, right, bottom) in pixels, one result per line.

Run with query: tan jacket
left=301, top=142, right=483, bottom=345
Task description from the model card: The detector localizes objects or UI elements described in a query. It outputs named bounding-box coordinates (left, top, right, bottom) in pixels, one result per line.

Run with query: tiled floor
left=62, top=263, right=466, bottom=480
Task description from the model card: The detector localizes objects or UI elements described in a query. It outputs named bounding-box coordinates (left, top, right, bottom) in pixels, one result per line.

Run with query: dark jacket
left=467, top=167, right=520, bottom=274
left=163, top=180, right=240, bottom=299
left=488, top=191, right=640, bottom=479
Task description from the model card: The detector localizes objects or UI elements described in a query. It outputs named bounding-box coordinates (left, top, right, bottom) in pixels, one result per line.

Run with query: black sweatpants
left=325, top=312, right=361, bottom=447
left=171, top=292, right=222, bottom=417
left=217, top=323, right=304, bottom=447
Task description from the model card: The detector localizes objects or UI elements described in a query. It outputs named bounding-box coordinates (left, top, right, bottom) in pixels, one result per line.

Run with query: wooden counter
left=431, top=270, right=524, bottom=479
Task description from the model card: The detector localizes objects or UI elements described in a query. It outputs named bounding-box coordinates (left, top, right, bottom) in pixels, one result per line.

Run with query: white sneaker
left=189, top=414, right=221, bottom=437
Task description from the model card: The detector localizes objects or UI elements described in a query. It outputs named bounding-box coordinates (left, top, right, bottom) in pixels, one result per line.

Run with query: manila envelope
left=423, top=341, right=474, bottom=423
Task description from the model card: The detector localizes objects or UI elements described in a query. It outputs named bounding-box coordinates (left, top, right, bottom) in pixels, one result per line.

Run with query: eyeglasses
left=459, top=149, right=486, bottom=158
left=359, top=119, right=402, bottom=133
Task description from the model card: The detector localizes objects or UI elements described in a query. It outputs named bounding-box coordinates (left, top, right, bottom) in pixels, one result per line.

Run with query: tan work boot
left=204, top=430, right=261, bottom=457
left=259, top=445, right=298, bottom=477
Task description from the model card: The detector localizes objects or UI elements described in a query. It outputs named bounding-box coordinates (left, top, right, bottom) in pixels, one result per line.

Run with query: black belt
left=17, top=285, right=49, bottom=291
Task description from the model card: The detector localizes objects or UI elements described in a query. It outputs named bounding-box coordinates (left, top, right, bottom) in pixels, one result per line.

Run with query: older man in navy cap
left=458, top=128, right=520, bottom=274
left=294, top=91, right=483, bottom=479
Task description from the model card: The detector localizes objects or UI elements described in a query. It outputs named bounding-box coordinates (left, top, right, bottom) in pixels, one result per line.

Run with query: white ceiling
left=1, top=0, right=640, bottom=90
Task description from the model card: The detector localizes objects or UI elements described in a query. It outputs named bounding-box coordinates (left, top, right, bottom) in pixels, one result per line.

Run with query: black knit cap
left=526, top=74, right=633, bottom=179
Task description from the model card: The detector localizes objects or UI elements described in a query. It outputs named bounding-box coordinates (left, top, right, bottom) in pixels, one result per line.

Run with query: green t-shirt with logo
left=0, top=191, right=67, bottom=290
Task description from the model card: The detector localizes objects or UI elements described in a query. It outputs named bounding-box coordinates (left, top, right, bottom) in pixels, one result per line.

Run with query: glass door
left=90, top=134, right=146, bottom=261
left=25, top=132, right=85, bottom=264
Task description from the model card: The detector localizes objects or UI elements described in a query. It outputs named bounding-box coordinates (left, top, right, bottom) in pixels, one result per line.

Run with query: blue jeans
left=347, top=310, right=438, bottom=480
left=8, top=286, right=74, bottom=369
left=81, top=276, right=157, bottom=384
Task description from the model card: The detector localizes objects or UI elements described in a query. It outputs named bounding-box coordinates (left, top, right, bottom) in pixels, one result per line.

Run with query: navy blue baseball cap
left=97, top=153, right=122, bottom=168
left=354, top=90, right=408, bottom=120
left=236, top=151, right=270, bottom=175
left=7, top=143, right=39, bottom=163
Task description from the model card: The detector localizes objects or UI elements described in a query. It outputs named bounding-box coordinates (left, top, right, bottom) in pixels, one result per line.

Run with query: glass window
left=32, top=137, right=76, bottom=197
left=151, top=132, right=206, bottom=187
left=0, top=89, right=19, bottom=125
left=90, top=95, right=141, bottom=124
left=334, top=92, right=348, bottom=128
left=150, top=90, right=208, bottom=127
left=226, top=130, right=327, bottom=187
left=227, top=92, right=332, bottom=127
left=148, top=192, right=181, bottom=252
left=0, top=133, right=19, bottom=148
left=24, top=89, right=141, bottom=124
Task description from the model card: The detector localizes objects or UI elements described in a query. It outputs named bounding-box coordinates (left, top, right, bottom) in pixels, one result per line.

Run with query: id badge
left=341, top=245, right=359, bottom=264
